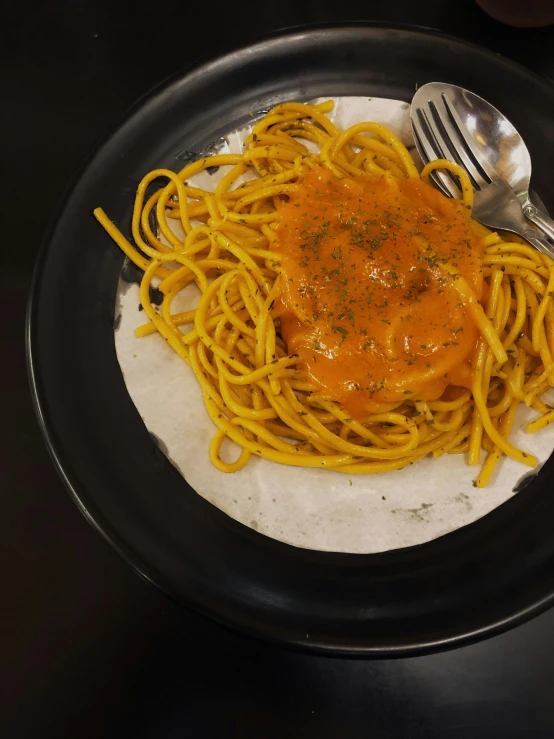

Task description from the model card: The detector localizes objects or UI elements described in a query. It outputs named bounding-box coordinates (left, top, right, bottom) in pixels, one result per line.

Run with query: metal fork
left=411, top=87, right=554, bottom=261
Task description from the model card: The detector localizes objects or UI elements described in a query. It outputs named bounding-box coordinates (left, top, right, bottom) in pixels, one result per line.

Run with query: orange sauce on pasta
left=274, top=166, right=484, bottom=418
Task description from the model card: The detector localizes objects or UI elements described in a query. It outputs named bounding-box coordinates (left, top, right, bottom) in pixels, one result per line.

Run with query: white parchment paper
left=114, top=97, right=553, bottom=553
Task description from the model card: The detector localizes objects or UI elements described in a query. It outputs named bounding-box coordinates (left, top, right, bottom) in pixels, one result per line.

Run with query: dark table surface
left=4, top=1, right=554, bottom=737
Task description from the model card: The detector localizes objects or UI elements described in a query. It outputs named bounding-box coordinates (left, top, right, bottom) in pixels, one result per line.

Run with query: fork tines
left=412, top=91, right=497, bottom=195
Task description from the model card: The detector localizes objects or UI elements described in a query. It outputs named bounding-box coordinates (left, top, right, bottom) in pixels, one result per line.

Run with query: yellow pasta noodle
left=93, top=100, right=554, bottom=485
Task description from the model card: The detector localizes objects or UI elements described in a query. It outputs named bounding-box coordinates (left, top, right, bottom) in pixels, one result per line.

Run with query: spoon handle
left=523, top=203, right=554, bottom=243
left=522, top=227, right=554, bottom=261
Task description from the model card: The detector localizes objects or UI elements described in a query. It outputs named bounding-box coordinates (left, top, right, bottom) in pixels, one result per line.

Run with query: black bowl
left=27, top=24, right=554, bottom=656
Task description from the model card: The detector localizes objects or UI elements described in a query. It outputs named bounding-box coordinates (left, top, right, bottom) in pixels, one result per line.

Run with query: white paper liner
left=114, top=97, right=554, bottom=553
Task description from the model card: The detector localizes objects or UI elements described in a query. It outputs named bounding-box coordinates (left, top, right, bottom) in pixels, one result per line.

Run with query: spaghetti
left=94, top=100, right=554, bottom=486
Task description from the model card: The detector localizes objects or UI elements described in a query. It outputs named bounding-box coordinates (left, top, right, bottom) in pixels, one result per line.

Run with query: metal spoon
left=411, top=82, right=554, bottom=242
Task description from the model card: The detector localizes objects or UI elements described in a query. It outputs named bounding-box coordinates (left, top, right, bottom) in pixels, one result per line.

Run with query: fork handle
left=523, top=203, right=554, bottom=243
left=522, top=227, right=554, bottom=262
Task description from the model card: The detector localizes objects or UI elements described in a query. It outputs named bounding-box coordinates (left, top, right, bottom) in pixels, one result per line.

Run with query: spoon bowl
left=411, top=82, right=554, bottom=240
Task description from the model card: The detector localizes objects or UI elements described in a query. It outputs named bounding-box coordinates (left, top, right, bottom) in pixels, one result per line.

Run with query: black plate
left=27, top=24, right=554, bottom=656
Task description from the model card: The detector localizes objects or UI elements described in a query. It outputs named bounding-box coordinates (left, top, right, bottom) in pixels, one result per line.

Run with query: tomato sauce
left=274, top=165, right=484, bottom=418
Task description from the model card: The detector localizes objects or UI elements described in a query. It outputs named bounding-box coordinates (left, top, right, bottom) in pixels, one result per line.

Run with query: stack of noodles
left=94, top=101, right=554, bottom=487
